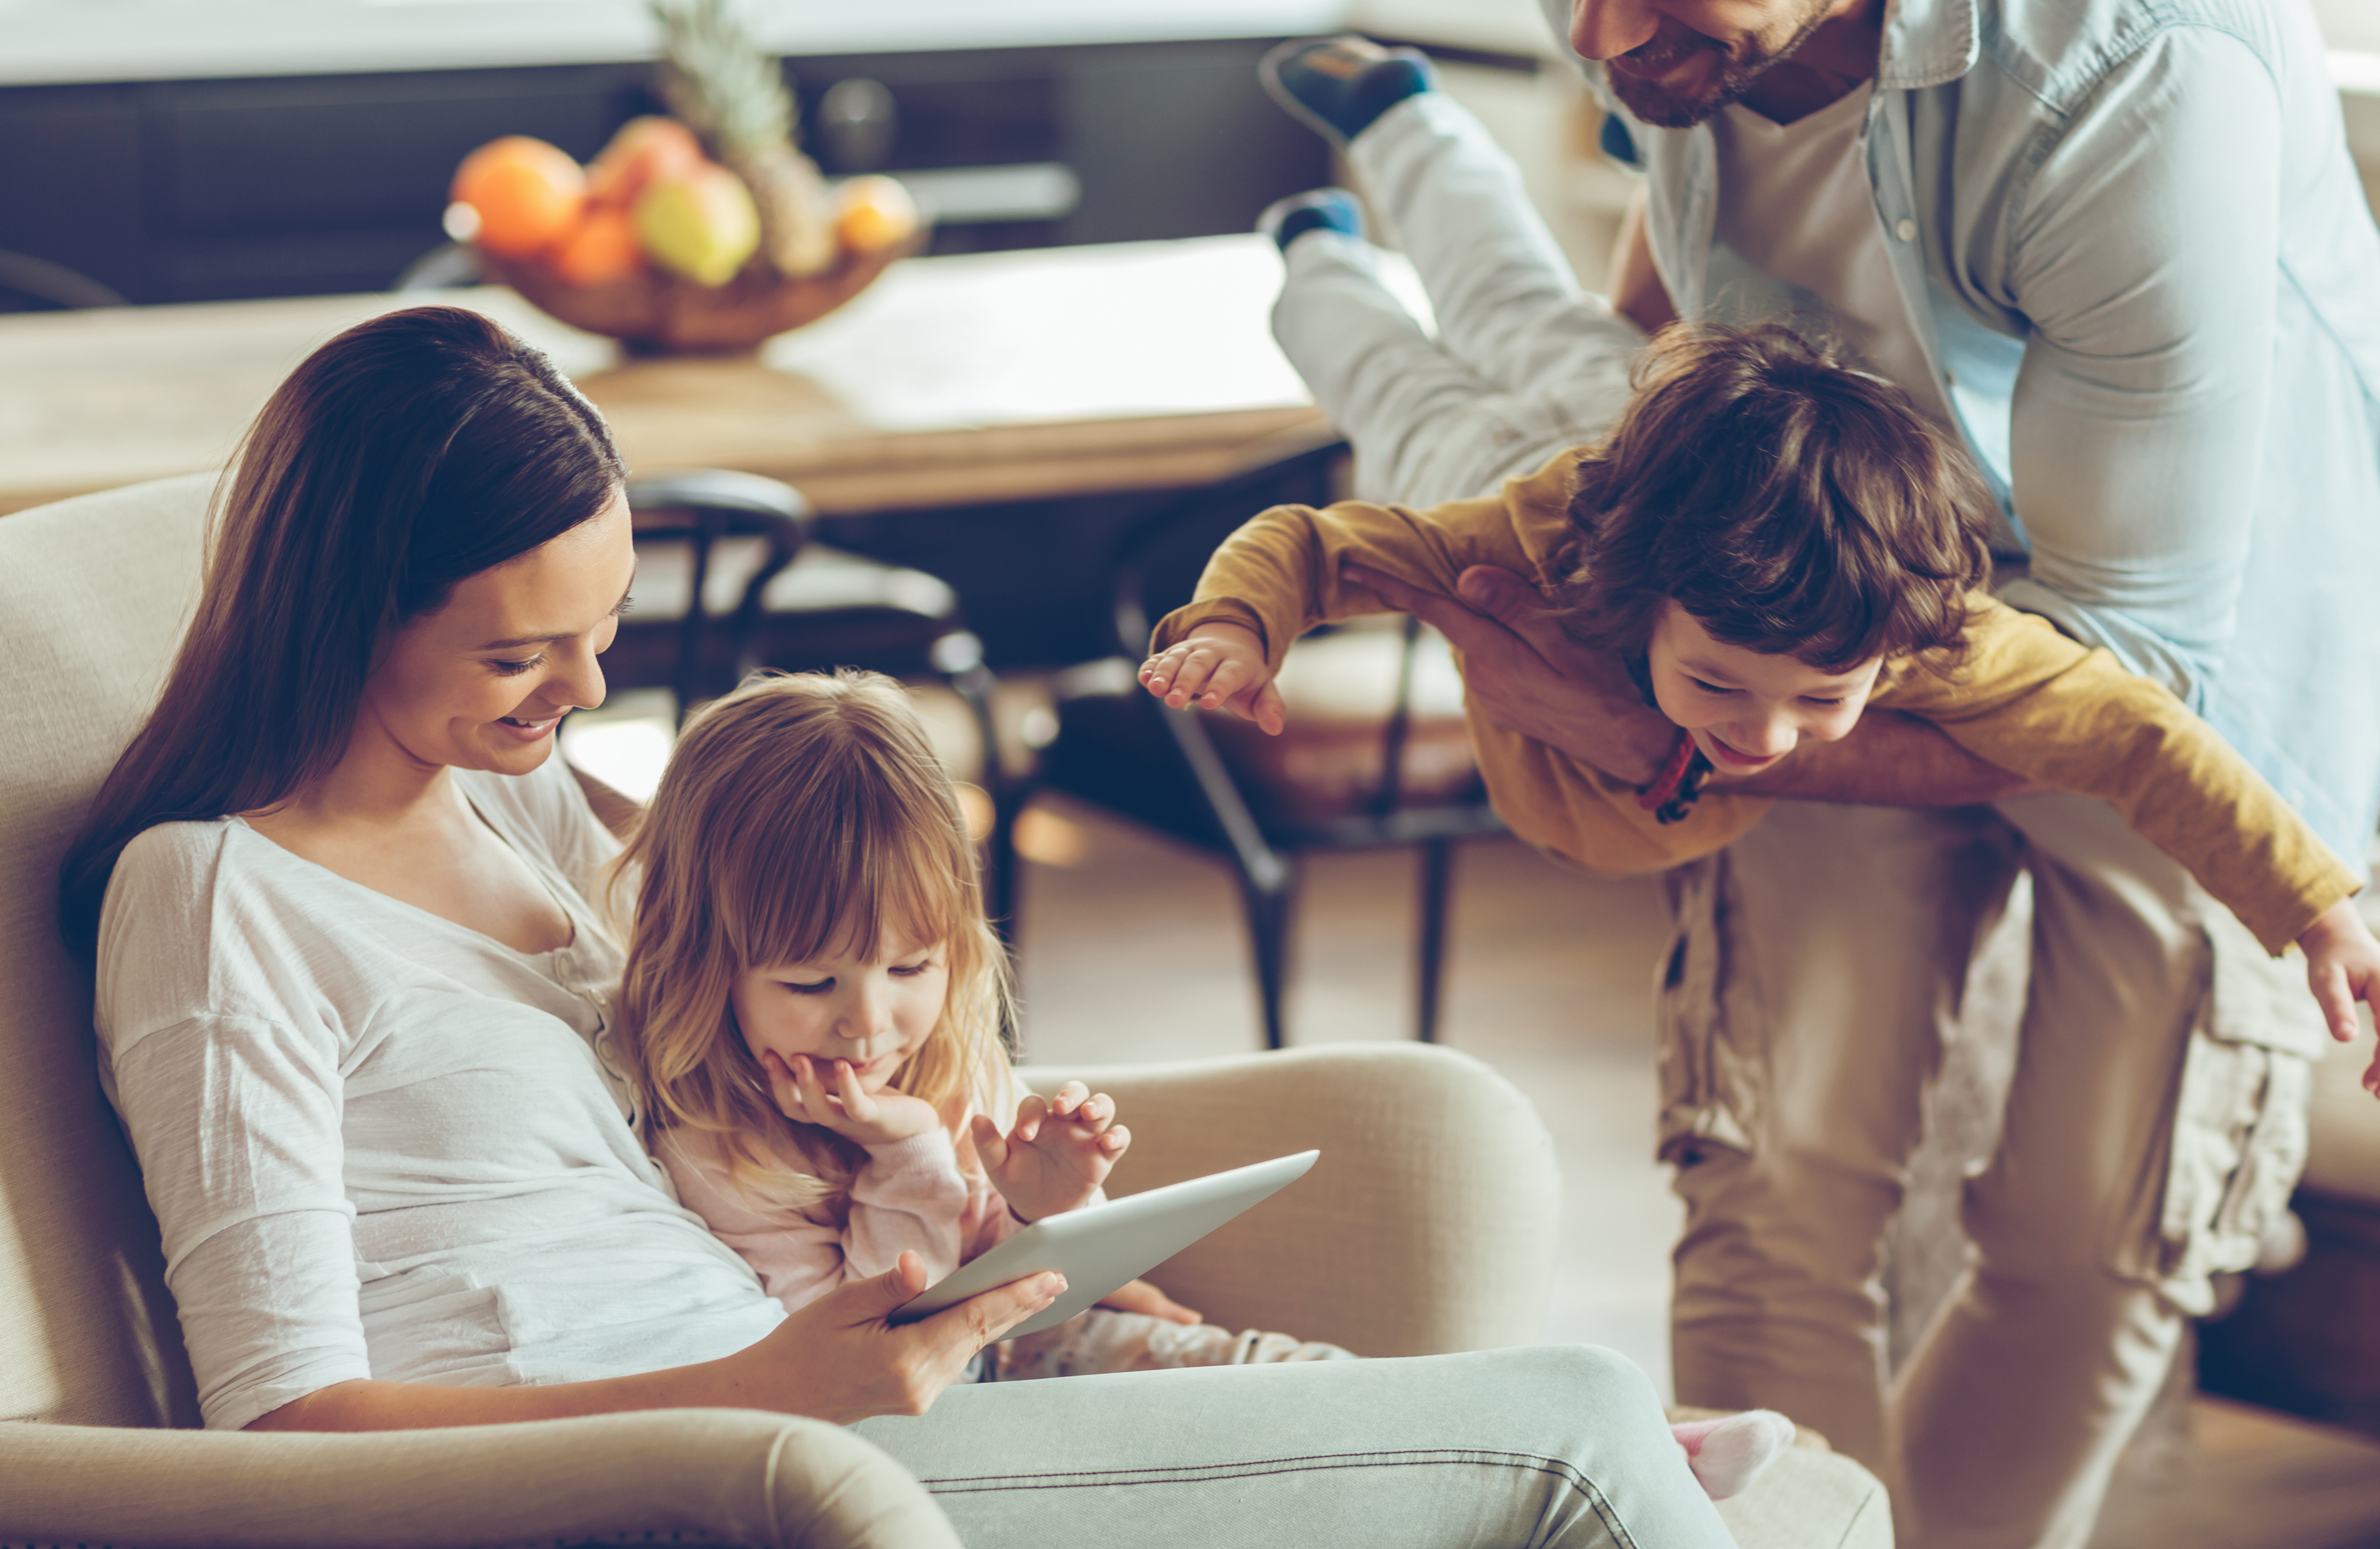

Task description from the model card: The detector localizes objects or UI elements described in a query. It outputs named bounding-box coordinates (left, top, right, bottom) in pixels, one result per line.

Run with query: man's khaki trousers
left=1659, top=793, right=2324, bottom=1549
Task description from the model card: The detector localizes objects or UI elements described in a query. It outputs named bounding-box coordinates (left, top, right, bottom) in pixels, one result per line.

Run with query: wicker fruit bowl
left=475, top=230, right=916, bottom=355
left=451, top=1, right=921, bottom=355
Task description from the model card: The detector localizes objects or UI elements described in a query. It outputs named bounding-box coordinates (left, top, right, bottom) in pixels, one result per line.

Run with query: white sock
left=1672, top=1410, right=1796, bottom=1501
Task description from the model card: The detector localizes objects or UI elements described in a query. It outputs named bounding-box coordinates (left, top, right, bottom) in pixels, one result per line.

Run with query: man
left=1258, top=4, right=2380, bottom=1545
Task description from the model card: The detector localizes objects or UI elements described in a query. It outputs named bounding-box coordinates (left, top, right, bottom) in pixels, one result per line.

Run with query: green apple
left=633, top=164, right=761, bottom=287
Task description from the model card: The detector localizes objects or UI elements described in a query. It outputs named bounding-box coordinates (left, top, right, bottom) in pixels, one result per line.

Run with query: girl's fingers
left=1050, top=1081, right=1089, bottom=1118
left=1100, top=1124, right=1130, bottom=1155
left=1075, top=1093, right=1115, bottom=1132
left=1012, top=1093, right=1047, bottom=1143
left=834, top=1059, right=875, bottom=1118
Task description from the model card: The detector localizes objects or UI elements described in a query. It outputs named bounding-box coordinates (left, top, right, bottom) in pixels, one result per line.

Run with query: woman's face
left=361, top=489, right=636, bottom=777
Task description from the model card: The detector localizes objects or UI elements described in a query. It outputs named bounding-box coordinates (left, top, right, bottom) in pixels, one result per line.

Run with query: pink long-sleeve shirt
left=660, top=1121, right=1030, bottom=1312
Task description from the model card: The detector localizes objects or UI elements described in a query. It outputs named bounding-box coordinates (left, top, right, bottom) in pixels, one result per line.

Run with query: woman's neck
left=248, top=708, right=457, bottom=837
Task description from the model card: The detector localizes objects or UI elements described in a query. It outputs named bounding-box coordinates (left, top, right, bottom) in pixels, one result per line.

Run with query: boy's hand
left=1098, top=1277, right=1203, bottom=1325
left=764, top=1050, right=944, bottom=1147
left=971, top=1081, right=1129, bottom=1222
left=1140, top=621, right=1286, bottom=736
left=2297, top=899, right=2380, bottom=1096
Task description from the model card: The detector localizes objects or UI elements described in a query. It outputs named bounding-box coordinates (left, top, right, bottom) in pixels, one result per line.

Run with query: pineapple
left=649, top=0, right=836, bottom=279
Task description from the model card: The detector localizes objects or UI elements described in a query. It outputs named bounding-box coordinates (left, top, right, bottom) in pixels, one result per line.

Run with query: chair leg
left=1239, top=865, right=1297, bottom=1051
left=1415, top=837, right=1454, bottom=1043
left=985, top=785, right=1025, bottom=953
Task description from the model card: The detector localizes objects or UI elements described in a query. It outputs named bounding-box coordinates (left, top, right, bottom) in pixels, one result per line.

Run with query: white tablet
left=891, top=1149, right=1319, bottom=1340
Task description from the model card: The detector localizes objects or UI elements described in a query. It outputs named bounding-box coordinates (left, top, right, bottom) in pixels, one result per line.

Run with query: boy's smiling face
left=1645, top=602, right=1883, bottom=776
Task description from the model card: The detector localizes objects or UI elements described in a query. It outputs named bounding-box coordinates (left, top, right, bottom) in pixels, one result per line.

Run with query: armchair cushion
left=1025, top=1043, right=1560, bottom=1357
left=0, top=1408, right=956, bottom=1549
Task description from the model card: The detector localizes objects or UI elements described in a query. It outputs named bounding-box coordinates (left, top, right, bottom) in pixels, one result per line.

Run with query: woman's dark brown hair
left=58, top=305, right=626, bottom=957
left=1557, top=322, right=1995, bottom=673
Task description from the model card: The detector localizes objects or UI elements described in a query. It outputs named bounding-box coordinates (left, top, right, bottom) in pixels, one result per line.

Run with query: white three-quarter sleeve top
left=93, top=755, right=785, bottom=1431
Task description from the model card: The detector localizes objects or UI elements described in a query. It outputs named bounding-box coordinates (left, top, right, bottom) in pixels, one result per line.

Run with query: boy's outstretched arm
left=1140, top=621, right=1286, bottom=734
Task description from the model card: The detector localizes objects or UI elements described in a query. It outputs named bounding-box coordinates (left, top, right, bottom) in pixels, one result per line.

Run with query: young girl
left=608, top=668, right=1351, bottom=1387
left=610, top=667, right=1795, bottom=1497
left=1139, top=323, right=2380, bottom=1062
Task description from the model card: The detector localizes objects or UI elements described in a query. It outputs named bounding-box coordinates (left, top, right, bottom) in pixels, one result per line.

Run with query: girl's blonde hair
left=609, top=669, right=1013, bottom=1209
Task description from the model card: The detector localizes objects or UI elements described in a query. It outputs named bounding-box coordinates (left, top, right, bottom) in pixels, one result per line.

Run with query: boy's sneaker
left=1257, top=188, right=1366, bottom=253
left=1259, top=36, right=1436, bottom=147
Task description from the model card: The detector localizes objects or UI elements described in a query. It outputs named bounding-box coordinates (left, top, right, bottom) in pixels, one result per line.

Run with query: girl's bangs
left=730, top=781, right=968, bottom=971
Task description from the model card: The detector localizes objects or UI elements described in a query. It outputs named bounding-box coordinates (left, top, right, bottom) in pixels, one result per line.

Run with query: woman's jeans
left=857, top=1345, right=1731, bottom=1547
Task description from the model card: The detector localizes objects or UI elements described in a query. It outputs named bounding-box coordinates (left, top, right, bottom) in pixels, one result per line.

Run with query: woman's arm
left=250, top=1253, right=1064, bottom=1431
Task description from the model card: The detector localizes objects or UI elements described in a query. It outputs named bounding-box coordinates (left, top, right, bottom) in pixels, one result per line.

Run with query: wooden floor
left=1005, top=793, right=2380, bottom=1549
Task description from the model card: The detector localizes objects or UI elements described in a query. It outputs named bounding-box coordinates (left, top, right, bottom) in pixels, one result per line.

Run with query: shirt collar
left=1875, top=0, right=1981, bottom=91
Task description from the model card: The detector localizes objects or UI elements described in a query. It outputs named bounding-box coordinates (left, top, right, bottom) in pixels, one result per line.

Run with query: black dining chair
left=615, top=469, right=1021, bottom=930
left=1022, top=444, right=1504, bottom=1048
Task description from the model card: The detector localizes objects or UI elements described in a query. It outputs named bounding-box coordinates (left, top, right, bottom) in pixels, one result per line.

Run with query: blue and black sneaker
left=1258, top=35, right=1437, bottom=148
left=1257, top=188, right=1366, bottom=254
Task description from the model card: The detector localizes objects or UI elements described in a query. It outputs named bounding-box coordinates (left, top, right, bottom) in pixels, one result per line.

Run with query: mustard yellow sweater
left=1152, top=450, right=2359, bottom=955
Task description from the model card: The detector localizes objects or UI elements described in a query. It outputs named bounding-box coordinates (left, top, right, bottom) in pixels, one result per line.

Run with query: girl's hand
left=971, top=1081, right=1129, bottom=1222
left=725, top=1250, right=1066, bottom=1424
left=764, top=1050, right=943, bottom=1147
left=1140, top=621, right=1286, bottom=736
left=2297, top=899, right=2380, bottom=1095
left=1098, top=1277, right=1203, bottom=1325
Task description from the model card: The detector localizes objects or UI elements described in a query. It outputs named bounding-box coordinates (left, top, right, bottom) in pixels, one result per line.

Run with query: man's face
left=1570, top=0, right=1843, bottom=126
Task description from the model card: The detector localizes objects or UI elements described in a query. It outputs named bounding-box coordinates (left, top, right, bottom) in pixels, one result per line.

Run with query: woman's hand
left=721, top=1251, right=1066, bottom=1424
left=2298, top=899, right=2380, bottom=1095
left=971, top=1082, right=1128, bottom=1222
left=1099, top=1278, right=1202, bottom=1324
left=764, top=1050, right=942, bottom=1147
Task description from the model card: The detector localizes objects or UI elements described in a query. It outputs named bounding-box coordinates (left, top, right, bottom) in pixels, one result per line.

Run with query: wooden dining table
left=0, top=234, right=1335, bottom=521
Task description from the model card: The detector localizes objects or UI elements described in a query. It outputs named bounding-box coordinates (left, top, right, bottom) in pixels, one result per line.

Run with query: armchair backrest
left=0, top=474, right=212, bottom=1427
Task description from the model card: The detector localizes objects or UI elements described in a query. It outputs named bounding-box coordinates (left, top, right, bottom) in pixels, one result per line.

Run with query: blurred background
left=4, top=3, right=2378, bottom=1544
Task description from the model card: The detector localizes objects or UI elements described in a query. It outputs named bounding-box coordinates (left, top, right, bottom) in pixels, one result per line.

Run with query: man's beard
left=1604, top=2, right=1837, bottom=128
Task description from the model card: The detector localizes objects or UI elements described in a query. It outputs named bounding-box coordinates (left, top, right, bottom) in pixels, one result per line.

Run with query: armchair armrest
left=0, top=1407, right=958, bottom=1549
left=1023, top=1042, right=1559, bottom=1357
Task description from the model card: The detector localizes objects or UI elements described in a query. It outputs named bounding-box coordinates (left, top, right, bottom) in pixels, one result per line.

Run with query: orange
left=834, top=175, right=920, bottom=255
left=548, top=204, right=643, bottom=287
left=451, top=136, right=587, bottom=258
left=587, top=117, right=707, bottom=207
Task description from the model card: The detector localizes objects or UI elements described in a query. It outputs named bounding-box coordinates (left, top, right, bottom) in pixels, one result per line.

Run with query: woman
left=60, top=305, right=1733, bottom=1546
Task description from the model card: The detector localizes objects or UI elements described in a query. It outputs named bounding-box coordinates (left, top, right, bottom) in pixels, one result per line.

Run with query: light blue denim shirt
left=1543, top=0, right=2380, bottom=862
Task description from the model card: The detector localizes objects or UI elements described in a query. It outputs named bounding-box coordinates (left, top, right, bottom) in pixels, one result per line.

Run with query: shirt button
left=1896, top=218, right=1918, bottom=243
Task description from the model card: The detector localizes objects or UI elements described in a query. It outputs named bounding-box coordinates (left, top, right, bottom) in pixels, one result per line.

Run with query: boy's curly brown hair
left=1555, top=323, right=1995, bottom=674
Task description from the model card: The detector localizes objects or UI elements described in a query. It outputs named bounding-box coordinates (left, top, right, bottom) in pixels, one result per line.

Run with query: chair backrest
left=618, top=470, right=814, bottom=719
left=0, top=474, right=212, bottom=1427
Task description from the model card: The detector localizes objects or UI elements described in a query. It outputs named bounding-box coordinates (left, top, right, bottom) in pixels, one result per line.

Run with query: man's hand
left=1342, top=560, right=1676, bottom=782
left=764, top=1050, right=942, bottom=1149
left=971, top=1081, right=1128, bottom=1222
left=1140, top=621, right=1286, bottom=736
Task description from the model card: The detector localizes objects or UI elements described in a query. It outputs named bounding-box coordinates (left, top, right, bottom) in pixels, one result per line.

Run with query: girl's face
left=733, top=928, right=950, bottom=1094
left=360, top=489, right=636, bottom=778
left=1645, top=601, right=1882, bottom=776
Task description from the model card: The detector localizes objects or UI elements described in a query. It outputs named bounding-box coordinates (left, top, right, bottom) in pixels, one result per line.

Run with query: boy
left=1140, top=321, right=2380, bottom=1065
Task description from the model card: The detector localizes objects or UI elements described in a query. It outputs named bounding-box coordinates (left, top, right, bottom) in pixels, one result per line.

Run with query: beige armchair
left=0, top=473, right=1886, bottom=1547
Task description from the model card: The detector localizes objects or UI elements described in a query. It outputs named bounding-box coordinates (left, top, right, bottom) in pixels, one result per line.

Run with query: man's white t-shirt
left=1708, top=85, right=1952, bottom=428
left=94, top=756, right=786, bottom=1431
